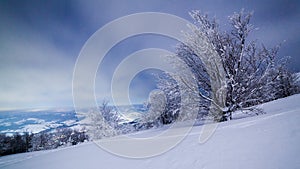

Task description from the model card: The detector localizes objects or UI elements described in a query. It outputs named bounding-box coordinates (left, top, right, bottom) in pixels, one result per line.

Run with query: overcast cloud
left=0, top=0, right=299, bottom=109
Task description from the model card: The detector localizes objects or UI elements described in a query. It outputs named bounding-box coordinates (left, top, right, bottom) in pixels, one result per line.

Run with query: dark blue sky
left=0, top=0, right=299, bottom=109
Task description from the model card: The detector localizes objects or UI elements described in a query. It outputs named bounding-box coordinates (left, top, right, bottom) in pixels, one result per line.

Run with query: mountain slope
left=1, top=94, right=300, bottom=169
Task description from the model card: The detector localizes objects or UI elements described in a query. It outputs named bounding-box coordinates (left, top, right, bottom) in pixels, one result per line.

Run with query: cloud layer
left=0, top=0, right=299, bottom=109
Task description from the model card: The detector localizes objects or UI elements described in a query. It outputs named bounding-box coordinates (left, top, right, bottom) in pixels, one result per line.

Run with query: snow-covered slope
left=1, top=94, right=300, bottom=169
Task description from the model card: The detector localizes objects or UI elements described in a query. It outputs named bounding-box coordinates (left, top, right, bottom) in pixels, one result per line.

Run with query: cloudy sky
left=0, top=0, right=299, bottom=110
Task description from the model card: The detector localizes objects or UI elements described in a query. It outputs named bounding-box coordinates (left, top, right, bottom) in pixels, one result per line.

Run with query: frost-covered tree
left=85, top=101, right=121, bottom=140
left=292, top=73, right=300, bottom=94
left=0, top=133, right=31, bottom=155
left=142, top=90, right=166, bottom=126
left=158, top=10, right=295, bottom=122
left=275, top=68, right=300, bottom=97
left=0, top=129, right=88, bottom=156
left=100, top=101, right=122, bottom=129
left=156, top=74, right=181, bottom=124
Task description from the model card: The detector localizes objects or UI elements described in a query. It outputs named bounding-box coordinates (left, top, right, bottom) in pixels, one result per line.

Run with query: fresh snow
left=1, top=94, right=300, bottom=169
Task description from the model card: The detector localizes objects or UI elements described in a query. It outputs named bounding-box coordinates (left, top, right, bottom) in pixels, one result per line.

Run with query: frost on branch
left=157, top=9, right=297, bottom=122
left=84, top=101, right=120, bottom=140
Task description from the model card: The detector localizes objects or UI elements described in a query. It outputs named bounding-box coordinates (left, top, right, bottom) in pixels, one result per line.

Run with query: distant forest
left=0, top=128, right=88, bottom=156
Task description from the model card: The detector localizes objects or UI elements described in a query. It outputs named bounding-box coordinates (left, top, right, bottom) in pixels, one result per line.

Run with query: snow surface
left=1, top=94, right=300, bottom=169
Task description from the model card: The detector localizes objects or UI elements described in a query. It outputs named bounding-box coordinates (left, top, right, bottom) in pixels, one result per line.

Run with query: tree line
left=0, top=128, right=88, bottom=156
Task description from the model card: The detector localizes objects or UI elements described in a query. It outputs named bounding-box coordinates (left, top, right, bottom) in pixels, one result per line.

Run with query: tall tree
left=158, top=10, right=295, bottom=122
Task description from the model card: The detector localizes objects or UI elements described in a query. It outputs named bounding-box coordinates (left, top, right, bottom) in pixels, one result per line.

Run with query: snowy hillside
left=1, top=94, right=300, bottom=169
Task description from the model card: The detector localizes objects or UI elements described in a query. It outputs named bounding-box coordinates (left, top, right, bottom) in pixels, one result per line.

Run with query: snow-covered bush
left=85, top=101, right=122, bottom=140
left=141, top=90, right=166, bottom=127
